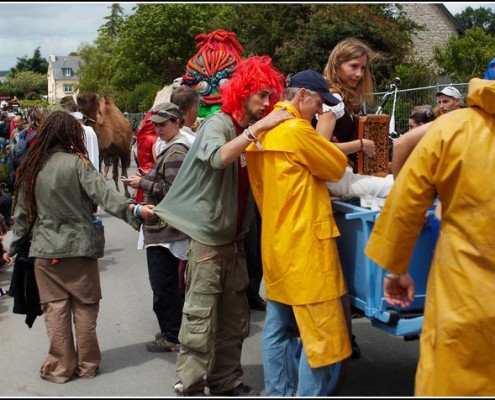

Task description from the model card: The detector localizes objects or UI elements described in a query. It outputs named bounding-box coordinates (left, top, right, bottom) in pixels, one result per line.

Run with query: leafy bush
left=19, top=99, right=49, bottom=108
left=393, top=59, right=437, bottom=89
left=125, top=82, right=162, bottom=113
left=434, top=27, right=495, bottom=81
left=26, top=91, right=41, bottom=100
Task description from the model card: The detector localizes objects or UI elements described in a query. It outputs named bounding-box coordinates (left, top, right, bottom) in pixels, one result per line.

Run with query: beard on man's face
left=244, top=106, right=266, bottom=124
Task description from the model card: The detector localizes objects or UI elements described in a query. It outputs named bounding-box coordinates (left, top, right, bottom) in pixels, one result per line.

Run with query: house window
left=64, top=84, right=74, bottom=93
left=62, top=68, right=73, bottom=77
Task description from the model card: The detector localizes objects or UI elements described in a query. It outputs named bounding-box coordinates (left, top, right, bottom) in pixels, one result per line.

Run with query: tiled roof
left=49, top=55, right=82, bottom=80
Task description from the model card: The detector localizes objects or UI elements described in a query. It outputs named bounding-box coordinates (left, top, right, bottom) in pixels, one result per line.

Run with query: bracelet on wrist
left=384, top=273, right=400, bottom=280
left=359, top=138, right=364, bottom=152
left=133, top=204, right=143, bottom=222
left=243, top=126, right=263, bottom=151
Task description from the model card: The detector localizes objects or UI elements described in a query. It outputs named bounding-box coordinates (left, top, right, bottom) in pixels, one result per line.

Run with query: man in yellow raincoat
left=365, top=77, right=495, bottom=396
left=245, top=70, right=351, bottom=396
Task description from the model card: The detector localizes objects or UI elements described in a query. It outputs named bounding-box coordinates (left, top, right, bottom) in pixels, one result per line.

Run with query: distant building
left=402, top=3, right=464, bottom=69
left=0, top=70, right=9, bottom=83
left=47, top=54, right=82, bottom=105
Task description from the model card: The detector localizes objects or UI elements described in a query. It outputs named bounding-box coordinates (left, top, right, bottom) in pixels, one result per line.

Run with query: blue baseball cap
left=288, top=69, right=341, bottom=106
left=484, top=57, right=495, bottom=80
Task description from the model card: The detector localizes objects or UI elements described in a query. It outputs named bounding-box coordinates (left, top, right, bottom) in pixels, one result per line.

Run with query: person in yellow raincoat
left=245, top=70, right=351, bottom=396
left=365, top=77, right=495, bottom=396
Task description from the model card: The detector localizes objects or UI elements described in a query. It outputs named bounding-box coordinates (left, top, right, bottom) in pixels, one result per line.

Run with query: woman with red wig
left=154, top=55, right=293, bottom=396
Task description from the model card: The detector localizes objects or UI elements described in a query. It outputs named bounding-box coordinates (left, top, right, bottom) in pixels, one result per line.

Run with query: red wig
left=220, top=55, right=285, bottom=120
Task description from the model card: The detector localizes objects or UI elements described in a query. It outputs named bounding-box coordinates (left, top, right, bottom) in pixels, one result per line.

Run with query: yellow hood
left=467, top=77, right=495, bottom=115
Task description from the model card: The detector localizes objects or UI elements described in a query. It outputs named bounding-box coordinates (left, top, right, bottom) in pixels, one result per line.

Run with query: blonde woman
left=317, top=38, right=377, bottom=168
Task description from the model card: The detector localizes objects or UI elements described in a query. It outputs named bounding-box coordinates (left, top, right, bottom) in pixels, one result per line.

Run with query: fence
left=124, top=112, right=146, bottom=132
left=368, top=82, right=468, bottom=136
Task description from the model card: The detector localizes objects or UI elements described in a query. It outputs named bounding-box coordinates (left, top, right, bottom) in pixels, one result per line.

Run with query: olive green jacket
left=9, top=147, right=139, bottom=259
left=154, top=111, right=254, bottom=245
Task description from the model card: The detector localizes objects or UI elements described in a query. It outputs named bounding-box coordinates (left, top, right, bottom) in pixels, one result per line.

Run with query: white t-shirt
left=320, top=93, right=346, bottom=120
left=82, top=125, right=100, bottom=170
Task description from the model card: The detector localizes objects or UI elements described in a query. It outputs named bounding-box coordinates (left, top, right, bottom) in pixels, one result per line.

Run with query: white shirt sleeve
left=321, top=93, right=345, bottom=120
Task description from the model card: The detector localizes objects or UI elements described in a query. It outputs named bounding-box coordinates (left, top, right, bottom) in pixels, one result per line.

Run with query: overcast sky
left=1, top=2, right=494, bottom=71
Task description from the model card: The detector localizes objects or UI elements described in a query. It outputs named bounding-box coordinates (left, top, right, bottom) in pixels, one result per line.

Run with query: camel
left=77, top=91, right=133, bottom=198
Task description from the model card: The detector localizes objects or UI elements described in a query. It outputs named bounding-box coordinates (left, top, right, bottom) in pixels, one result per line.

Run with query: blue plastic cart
left=332, top=200, right=437, bottom=337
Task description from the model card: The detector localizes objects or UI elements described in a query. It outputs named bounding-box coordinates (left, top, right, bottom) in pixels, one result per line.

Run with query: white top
left=82, top=125, right=100, bottom=170
left=321, top=93, right=345, bottom=120
left=155, top=127, right=195, bottom=157
left=180, top=126, right=196, bottom=145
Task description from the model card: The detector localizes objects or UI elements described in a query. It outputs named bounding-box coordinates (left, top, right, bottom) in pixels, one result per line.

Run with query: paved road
left=0, top=179, right=419, bottom=397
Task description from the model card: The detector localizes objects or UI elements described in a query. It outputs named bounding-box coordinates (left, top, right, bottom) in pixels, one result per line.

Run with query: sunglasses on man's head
left=151, top=109, right=178, bottom=120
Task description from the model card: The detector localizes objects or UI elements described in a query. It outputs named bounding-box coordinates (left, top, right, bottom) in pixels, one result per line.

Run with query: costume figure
left=181, top=29, right=244, bottom=118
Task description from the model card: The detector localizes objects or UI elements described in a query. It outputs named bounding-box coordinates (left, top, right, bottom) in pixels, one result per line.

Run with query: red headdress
left=220, top=55, right=286, bottom=121
left=182, top=30, right=244, bottom=106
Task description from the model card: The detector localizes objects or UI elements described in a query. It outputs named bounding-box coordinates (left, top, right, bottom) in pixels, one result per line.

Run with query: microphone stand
left=376, top=77, right=401, bottom=115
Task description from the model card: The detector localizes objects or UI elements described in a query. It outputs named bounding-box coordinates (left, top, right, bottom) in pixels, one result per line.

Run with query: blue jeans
left=263, top=300, right=342, bottom=396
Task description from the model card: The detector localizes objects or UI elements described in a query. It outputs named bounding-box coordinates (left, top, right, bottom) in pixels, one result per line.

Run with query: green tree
left=118, top=81, right=161, bottom=113
left=10, top=47, right=49, bottom=75
left=77, top=3, right=127, bottom=96
left=78, top=3, right=224, bottom=109
left=455, top=6, right=495, bottom=36
left=219, top=4, right=313, bottom=59
left=434, top=27, right=495, bottom=81
left=77, top=3, right=426, bottom=110
left=393, top=59, right=437, bottom=89
left=99, top=3, right=126, bottom=38
left=275, top=4, right=421, bottom=90
left=108, top=3, right=226, bottom=90
left=220, top=4, right=421, bottom=90
left=6, top=70, right=47, bottom=98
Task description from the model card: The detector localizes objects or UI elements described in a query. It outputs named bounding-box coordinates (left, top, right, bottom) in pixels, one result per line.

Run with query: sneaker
left=173, top=380, right=206, bottom=397
left=212, top=383, right=260, bottom=397
left=146, top=337, right=180, bottom=353
left=154, top=331, right=180, bottom=343
left=247, top=294, right=267, bottom=311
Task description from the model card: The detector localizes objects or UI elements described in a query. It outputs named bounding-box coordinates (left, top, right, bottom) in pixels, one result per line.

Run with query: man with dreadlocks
left=154, top=56, right=293, bottom=396
left=2, top=111, right=155, bottom=384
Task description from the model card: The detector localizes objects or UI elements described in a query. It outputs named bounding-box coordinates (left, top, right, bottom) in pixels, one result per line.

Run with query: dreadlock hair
left=323, top=38, right=376, bottom=115
left=220, top=55, right=285, bottom=121
left=13, top=111, right=89, bottom=226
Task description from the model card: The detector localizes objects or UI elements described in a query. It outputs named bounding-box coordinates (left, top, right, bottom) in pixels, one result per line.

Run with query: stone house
left=401, top=3, right=464, bottom=68
left=47, top=54, right=82, bottom=105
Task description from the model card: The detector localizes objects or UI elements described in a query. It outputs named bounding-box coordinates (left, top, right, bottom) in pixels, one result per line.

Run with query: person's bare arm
left=316, top=111, right=375, bottom=156
left=315, top=110, right=337, bottom=141
left=391, top=122, right=433, bottom=179
left=334, top=139, right=375, bottom=157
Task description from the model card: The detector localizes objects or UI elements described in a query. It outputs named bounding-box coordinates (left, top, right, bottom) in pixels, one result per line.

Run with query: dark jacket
left=8, top=239, right=42, bottom=328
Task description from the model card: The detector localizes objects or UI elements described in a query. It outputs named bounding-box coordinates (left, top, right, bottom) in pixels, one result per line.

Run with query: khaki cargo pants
left=34, top=257, right=102, bottom=383
left=176, top=240, right=250, bottom=394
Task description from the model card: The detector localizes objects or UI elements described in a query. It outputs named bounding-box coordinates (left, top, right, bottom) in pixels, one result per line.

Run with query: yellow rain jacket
left=365, top=78, right=495, bottom=396
left=245, top=102, right=351, bottom=367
